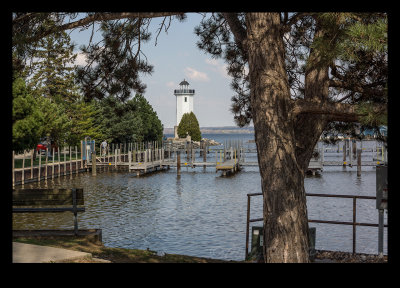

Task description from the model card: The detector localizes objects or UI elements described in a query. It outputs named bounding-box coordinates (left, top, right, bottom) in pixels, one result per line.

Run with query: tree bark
left=246, top=13, right=310, bottom=262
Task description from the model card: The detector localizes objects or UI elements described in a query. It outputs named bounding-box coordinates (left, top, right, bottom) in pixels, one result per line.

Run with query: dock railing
left=245, top=192, right=388, bottom=260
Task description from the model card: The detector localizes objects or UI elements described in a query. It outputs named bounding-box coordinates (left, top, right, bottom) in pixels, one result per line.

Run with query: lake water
left=12, top=134, right=388, bottom=261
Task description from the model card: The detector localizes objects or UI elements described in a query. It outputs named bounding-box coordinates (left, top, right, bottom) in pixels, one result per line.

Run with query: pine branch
left=13, top=12, right=185, bottom=46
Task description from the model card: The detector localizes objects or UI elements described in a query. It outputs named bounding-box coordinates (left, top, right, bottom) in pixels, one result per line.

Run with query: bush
left=177, top=112, right=201, bottom=141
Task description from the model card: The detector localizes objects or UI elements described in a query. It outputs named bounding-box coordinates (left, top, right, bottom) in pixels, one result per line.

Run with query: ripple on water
left=13, top=152, right=387, bottom=260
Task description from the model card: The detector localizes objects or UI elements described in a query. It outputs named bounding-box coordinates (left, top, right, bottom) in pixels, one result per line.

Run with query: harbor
left=12, top=134, right=388, bottom=261
left=12, top=137, right=388, bottom=185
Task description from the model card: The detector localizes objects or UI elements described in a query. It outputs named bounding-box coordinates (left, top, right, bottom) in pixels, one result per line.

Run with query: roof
left=179, top=79, right=189, bottom=86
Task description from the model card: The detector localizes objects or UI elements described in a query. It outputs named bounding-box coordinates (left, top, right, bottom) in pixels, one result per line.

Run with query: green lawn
left=13, top=153, right=82, bottom=169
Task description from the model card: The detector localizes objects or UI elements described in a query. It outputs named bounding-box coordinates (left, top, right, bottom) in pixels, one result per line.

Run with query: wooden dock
left=13, top=139, right=387, bottom=185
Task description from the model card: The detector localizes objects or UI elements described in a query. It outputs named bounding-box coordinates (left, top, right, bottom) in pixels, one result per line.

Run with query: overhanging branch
left=292, top=99, right=362, bottom=122
left=13, top=12, right=185, bottom=46
left=221, top=13, right=248, bottom=54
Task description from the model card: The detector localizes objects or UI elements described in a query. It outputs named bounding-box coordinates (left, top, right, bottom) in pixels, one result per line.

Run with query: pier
left=12, top=139, right=388, bottom=185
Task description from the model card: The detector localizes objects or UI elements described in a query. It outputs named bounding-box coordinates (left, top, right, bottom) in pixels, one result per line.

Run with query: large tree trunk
left=246, top=13, right=310, bottom=262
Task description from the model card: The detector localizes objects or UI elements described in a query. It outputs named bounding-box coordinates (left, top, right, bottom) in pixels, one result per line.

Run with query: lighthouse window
left=184, top=97, right=187, bottom=102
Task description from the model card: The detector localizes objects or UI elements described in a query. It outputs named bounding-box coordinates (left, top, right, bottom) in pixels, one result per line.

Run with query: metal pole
left=353, top=197, right=357, bottom=254
left=245, top=194, right=251, bottom=260
left=378, top=208, right=384, bottom=257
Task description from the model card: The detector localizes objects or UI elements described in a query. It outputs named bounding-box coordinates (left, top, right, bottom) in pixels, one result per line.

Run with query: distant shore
left=163, top=126, right=254, bottom=135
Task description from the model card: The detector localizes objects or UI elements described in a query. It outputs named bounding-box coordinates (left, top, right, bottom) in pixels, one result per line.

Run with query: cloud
left=166, top=81, right=176, bottom=88
left=74, top=52, right=88, bottom=66
left=205, top=58, right=229, bottom=79
left=184, top=67, right=210, bottom=82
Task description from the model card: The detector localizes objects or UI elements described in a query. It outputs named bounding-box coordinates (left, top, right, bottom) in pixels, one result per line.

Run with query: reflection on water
left=13, top=137, right=388, bottom=261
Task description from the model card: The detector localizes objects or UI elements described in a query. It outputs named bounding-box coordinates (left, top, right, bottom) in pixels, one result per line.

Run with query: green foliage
left=25, top=30, right=79, bottom=104
left=338, top=18, right=387, bottom=62
left=76, top=19, right=154, bottom=102
left=65, top=100, right=105, bottom=146
left=177, top=112, right=202, bottom=141
left=96, top=94, right=163, bottom=144
left=12, top=77, right=44, bottom=152
left=35, top=95, right=70, bottom=147
left=131, top=94, right=164, bottom=143
left=356, top=102, right=387, bottom=127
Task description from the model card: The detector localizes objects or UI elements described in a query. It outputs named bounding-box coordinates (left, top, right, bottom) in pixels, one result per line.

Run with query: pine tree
left=65, top=100, right=105, bottom=146
left=26, top=29, right=78, bottom=104
left=95, top=94, right=163, bottom=144
left=12, top=76, right=44, bottom=153
left=177, top=112, right=202, bottom=141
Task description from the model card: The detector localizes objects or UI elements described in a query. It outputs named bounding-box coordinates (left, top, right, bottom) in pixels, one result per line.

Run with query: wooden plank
left=13, top=188, right=84, bottom=206
left=13, top=207, right=85, bottom=213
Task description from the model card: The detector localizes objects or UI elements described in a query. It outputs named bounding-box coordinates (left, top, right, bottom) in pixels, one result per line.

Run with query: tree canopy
left=177, top=112, right=202, bottom=141
left=96, top=93, right=163, bottom=144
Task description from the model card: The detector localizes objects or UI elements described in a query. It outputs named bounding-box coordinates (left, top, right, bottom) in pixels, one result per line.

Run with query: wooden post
left=80, top=140, right=83, bottom=168
left=22, top=150, right=25, bottom=185
left=75, top=146, right=78, bottom=173
left=30, top=149, right=34, bottom=180
left=64, top=147, right=66, bottom=176
left=223, top=143, right=226, bottom=162
left=45, top=148, right=48, bottom=179
left=203, top=143, right=207, bottom=170
left=52, top=148, right=55, bottom=179
left=128, top=150, right=132, bottom=169
left=157, top=145, right=164, bottom=168
left=357, top=149, right=362, bottom=177
left=342, top=143, right=346, bottom=166
left=187, top=142, right=190, bottom=162
left=12, top=151, right=15, bottom=187
left=58, top=146, right=61, bottom=178
left=352, top=140, right=357, bottom=159
left=38, top=150, right=41, bottom=181
left=191, top=144, right=195, bottom=165
left=69, top=146, right=72, bottom=177
left=92, top=150, right=97, bottom=176
left=177, top=151, right=181, bottom=176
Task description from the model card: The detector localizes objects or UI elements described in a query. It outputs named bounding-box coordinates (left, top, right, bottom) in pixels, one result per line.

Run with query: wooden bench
left=13, top=188, right=85, bottom=235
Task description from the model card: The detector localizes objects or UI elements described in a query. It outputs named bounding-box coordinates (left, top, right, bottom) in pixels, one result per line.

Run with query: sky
left=70, top=13, right=239, bottom=129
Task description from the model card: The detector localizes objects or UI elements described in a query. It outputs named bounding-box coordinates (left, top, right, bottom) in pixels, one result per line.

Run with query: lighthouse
left=174, top=79, right=195, bottom=138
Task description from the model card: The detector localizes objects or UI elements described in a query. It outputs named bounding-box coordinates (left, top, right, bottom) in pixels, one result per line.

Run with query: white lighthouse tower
left=174, top=79, right=195, bottom=138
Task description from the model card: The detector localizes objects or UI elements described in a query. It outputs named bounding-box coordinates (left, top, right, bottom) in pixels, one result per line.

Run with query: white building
left=174, top=79, right=195, bottom=138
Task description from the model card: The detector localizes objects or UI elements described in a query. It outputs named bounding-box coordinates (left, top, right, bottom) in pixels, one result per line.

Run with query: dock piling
left=357, top=149, right=362, bottom=177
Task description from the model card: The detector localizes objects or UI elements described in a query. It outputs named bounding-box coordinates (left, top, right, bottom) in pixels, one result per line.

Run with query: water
left=13, top=134, right=388, bottom=261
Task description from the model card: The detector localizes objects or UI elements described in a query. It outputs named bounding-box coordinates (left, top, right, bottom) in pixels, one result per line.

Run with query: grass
left=14, top=153, right=82, bottom=169
left=13, top=236, right=243, bottom=263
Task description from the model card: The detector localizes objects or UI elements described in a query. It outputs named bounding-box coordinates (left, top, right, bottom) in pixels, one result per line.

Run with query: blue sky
left=70, top=13, right=238, bottom=128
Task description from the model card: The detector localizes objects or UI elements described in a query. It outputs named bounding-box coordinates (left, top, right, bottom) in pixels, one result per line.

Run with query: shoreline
left=13, top=236, right=387, bottom=263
